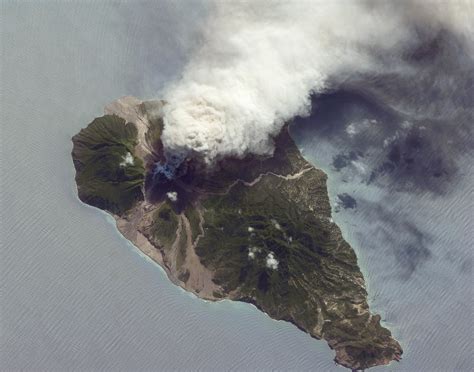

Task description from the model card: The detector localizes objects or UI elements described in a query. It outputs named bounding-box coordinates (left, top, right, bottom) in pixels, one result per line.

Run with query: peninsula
left=71, top=96, right=402, bottom=370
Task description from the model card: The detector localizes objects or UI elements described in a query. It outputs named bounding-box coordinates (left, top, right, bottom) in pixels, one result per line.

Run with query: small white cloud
left=401, top=120, right=412, bottom=129
left=166, top=191, right=178, bottom=202
left=248, top=246, right=261, bottom=260
left=119, top=152, right=134, bottom=167
left=383, top=131, right=401, bottom=148
left=266, top=252, right=279, bottom=270
left=346, top=122, right=358, bottom=137
left=271, top=219, right=281, bottom=230
left=346, top=119, right=375, bottom=137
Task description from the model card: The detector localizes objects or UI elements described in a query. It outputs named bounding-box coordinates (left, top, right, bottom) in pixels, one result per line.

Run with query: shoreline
left=105, top=211, right=364, bottom=370
left=75, top=164, right=402, bottom=370
left=106, top=184, right=400, bottom=370
left=71, top=97, right=402, bottom=370
left=293, top=135, right=406, bottom=366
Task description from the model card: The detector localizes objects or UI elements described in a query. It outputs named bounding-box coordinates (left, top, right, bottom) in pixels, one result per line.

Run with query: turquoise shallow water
left=2, top=2, right=472, bottom=371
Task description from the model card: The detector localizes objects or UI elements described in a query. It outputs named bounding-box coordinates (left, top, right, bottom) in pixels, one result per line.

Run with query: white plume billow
left=160, top=1, right=473, bottom=167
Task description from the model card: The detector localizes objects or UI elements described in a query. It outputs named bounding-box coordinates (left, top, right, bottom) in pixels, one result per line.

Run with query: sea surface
left=1, top=2, right=472, bottom=371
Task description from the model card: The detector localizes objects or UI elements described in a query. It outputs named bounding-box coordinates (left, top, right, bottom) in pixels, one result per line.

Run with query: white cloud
left=346, top=119, right=376, bottom=137
left=119, top=152, right=134, bottom=167
left=383, top=131, right=402, bottom=148
left=166, top=191, right=178, bottom=202
left=346, top=123, right=358, bottom=137
left=248, top=246, right=261, bottom=260
left=266, top=252, right=279, bottom=270
left=271, top=219, right=281, bottom=231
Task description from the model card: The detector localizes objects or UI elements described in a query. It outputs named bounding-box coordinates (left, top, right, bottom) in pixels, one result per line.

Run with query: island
left=71, top=96, right=402, bottom=370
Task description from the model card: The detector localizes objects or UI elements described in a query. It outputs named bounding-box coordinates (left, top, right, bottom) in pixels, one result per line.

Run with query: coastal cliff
left=72, top=97, right=402, bottom=370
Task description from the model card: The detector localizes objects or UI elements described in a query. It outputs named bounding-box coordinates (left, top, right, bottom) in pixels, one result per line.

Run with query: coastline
left=109, top=181, right=400, bottom=370
left=292, top=131, right=406, bottom=369
left=71, top=97, right=402, bottom=370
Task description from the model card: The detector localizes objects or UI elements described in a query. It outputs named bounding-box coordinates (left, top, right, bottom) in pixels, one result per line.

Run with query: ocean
left=1, top=2, right=472, bottom=371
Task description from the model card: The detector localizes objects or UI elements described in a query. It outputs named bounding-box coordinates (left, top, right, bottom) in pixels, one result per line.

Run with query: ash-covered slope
left=71, top=97, right=402, bottom=370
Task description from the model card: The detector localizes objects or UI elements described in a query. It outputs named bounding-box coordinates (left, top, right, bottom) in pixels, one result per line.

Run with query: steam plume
left=161, top=1, right=473, bottom=167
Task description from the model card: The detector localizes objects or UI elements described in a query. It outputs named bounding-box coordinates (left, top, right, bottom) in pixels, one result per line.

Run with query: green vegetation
left=196, top=169, right=360, bottom=327
left=194, top=167, right=400, bottom=369
left=72, top=108, right=401, bottom=370
left=71, top=115, right=144, bottom=215
left=148, top=203, right=179, bottom=249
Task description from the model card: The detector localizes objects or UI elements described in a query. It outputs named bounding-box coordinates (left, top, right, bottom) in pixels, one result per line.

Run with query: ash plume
left=160, top=1, right=473, bottom=168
